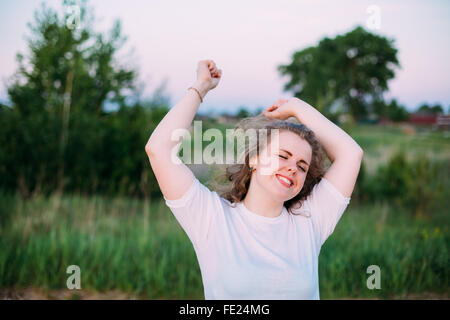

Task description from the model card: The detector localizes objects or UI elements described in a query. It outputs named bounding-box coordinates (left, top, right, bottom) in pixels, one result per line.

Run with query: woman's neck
left=243, top=180, right=284, bottom=218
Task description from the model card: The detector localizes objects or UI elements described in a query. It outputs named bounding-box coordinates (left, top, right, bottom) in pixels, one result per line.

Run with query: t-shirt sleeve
left=163, top=177, right=221, bottom=251
left=305, top=177, right=351, bottom=247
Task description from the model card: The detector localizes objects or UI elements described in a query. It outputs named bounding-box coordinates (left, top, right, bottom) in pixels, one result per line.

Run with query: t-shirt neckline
left=237, top=201, right=286, bottom=223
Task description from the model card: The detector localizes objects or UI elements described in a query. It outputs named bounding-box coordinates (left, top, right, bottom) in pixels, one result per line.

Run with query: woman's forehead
left=269, top=131, right=312, bottom=159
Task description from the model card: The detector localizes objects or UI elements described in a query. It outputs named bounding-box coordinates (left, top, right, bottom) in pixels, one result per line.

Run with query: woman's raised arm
left=262, top=97, right=363, bottom=198
left=145, top=60, right=222, bottom=200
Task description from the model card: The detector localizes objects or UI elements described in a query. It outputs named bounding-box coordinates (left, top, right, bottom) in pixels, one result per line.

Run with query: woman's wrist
left=192, top=80, right=210, bottom=99
left=290, top=98, right=311, bottom=123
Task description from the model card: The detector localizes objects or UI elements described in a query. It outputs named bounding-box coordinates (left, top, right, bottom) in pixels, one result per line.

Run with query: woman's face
left=251, top=130, right=312, bottom=202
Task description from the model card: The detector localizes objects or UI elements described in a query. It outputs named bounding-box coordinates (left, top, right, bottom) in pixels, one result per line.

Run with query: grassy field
left=0, top=192, right=448, bottom=299
left=351, top=124, right=450, bottom=174
left=0, top=123, right=449, bottom=299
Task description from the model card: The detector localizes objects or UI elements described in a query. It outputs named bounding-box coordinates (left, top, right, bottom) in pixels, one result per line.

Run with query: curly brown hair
left=212, top=114, right=327, bottom=216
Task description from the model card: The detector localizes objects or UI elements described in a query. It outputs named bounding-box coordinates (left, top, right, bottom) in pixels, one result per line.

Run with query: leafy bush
left=362, top=150, right=447, bottom=217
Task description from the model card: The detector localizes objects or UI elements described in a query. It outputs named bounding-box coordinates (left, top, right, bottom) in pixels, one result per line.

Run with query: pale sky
left=1, top=0, right=449, bottom=114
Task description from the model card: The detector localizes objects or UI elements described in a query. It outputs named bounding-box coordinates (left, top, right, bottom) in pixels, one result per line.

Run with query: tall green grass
left=0, top=194, right=203, bottom=299
left=319, top=202, right=448, bottom=298
left=0, top=192, right=448, bottom=299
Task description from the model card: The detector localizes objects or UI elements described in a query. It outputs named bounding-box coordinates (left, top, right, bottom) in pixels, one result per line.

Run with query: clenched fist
left=196, top=59, right=222, bottom=92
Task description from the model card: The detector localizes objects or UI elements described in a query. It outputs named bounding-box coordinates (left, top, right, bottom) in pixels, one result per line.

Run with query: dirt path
left=1, top=288, right=448, bottom=300
left=0, top=288, right=137, bottom=300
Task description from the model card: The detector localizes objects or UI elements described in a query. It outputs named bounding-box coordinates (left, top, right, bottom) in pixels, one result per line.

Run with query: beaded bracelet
left=187, top=87, right=203, bottom=103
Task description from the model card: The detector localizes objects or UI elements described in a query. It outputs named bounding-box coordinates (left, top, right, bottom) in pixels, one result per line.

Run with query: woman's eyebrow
left=280, top=149, right=309, bottom=166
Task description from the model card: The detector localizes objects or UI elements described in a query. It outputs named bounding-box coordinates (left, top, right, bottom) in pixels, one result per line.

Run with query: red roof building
left=408, top=113, right=450, bottom=130
left=409, top=113, right=437, bottom=125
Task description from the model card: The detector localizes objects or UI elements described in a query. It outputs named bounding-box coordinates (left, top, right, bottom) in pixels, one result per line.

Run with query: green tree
left=0, top=0, right=170, bottom=198
left=417, top=103, right=444, bottom=115
left=277, top=26, right=399, bottom=120
left=373, top=99, right=409, bottom=122
left=236, top=107, right=251, bottom=119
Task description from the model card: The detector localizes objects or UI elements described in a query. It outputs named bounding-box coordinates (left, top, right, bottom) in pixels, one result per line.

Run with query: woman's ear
left=249, top=154, right=258, bottom=169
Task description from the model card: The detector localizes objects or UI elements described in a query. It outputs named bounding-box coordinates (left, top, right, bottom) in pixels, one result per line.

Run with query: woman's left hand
left=262, top=98, right=298, bottom=120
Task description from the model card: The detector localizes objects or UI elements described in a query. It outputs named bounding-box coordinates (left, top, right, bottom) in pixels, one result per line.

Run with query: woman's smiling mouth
left=275, top=174, right=293, bottom=188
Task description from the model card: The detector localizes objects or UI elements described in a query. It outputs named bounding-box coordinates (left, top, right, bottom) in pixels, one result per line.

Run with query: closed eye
left=279, top=155, right=306, bottom=172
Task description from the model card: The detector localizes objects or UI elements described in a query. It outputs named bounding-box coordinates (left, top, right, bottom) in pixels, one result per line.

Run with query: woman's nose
left=287, top=162, right=297, bottom=173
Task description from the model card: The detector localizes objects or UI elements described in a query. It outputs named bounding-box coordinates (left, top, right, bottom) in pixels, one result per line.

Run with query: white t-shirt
left=164, top=176, right=350, bottom=300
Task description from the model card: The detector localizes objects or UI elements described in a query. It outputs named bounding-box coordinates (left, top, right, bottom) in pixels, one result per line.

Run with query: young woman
left=145, top=59, right=363, bottom=299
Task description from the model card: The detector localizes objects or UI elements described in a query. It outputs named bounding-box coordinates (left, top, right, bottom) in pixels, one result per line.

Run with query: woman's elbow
left=356, top=145, right=364, bottom=157
left=145, top=143, right=155, bottom=157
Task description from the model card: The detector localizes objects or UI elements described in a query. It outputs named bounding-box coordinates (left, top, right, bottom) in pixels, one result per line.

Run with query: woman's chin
left=270, top=185, right=293, bottom=201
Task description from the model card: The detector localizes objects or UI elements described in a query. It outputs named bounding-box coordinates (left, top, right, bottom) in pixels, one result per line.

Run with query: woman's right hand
left=262, top=97, right=300, bottom=120
left=196, top=59, right=222, bottom=93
